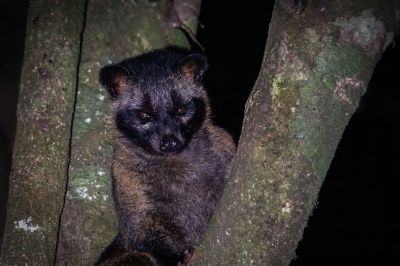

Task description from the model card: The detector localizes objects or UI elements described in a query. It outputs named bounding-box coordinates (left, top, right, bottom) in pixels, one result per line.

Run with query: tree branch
left=194, top=1, right=400, bottom=264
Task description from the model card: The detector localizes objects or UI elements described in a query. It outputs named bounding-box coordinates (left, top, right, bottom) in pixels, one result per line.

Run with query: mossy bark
left=55, top=0, right=201, bottom=265
left=193, top=1, right=400, bottom=265
left=0, top=0, right=86, bottom=264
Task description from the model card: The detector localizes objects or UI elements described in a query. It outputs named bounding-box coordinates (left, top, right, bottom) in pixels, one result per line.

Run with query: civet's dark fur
left=96, top=47, right=235, bottom=266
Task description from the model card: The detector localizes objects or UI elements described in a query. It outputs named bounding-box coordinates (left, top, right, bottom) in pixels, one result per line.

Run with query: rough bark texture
left=55, top=0, right=201, bottom=265
left=193, top=1, right=400, bottom=265
left=0, top=0, right=86, bottom=264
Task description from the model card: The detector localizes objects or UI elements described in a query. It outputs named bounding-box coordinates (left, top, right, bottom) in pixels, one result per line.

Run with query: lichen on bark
left=193, top=1, right=400, bottom=265
left=0, top=0, right=86, bottom=264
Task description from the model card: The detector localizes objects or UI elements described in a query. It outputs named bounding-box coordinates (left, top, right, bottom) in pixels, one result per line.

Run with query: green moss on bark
left=291, top=38, right=368, bottom=178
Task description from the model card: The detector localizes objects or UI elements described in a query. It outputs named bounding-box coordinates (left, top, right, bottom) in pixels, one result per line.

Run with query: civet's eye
left=136, top=111, right=152, bottom=124
left=176, top=106, right=187, bottom=115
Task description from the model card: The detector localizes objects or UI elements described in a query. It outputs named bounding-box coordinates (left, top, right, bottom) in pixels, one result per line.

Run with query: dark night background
left=1, top=1, right=399, bottom=264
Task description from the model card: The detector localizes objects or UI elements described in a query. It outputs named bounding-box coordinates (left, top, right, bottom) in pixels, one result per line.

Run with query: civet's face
left=99, top=48, right=209, bottom=155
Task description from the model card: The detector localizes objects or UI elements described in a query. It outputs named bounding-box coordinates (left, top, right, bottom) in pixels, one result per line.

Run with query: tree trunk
left=0, top=1, right=86, bottom=264
left=55, top=0, right=201, bottom=265
left=1, top=0, right=201, bottom=265
left=193, top=1, right=400, bottom=265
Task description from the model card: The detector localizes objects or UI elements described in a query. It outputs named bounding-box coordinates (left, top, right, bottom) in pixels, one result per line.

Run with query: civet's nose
left=159, top=135, right=182, bottom=153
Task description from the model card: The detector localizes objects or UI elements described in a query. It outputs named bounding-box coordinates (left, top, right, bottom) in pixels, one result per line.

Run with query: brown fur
left=104, top=122, right=235, bottom=265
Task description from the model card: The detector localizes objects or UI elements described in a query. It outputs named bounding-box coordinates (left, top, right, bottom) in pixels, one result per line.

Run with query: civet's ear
left=177, top=53, right=208, bottom=83
left=99, top=64, right=130, bottom=100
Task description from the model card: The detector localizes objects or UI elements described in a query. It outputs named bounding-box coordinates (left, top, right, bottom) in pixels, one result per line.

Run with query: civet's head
left=99, top=47, right=209, bottom=155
